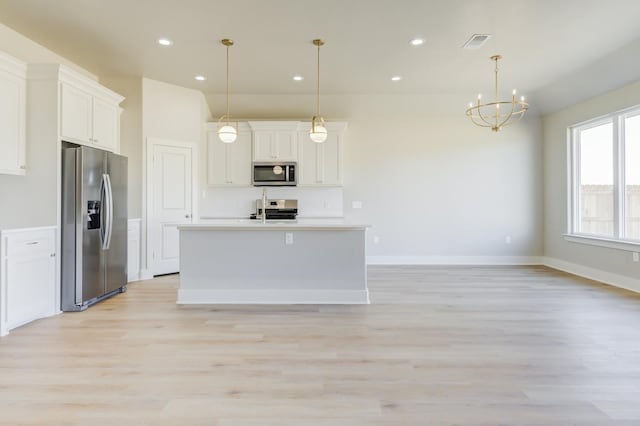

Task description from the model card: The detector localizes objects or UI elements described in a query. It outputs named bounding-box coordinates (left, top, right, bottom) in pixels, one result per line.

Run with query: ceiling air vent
left=463, top=34, right=492, bottom=49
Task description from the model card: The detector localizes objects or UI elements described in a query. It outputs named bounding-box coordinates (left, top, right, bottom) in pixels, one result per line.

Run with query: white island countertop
left=178, top=219, right=369, bottom=231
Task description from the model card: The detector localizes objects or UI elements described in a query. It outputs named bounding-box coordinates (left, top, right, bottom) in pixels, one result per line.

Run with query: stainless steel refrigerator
left=61, top=143, right=128, bottom=311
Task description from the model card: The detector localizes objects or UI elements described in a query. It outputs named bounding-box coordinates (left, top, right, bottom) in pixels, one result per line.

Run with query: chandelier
left=217, top=38, right=237, bottom=143
left=310, top=39, right=328, bottom=143
left=466, top=55, right=528, bottom=132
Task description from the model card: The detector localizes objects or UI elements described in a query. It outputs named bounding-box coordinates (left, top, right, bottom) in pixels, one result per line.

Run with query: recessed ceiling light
left=409, top=38, right=425, bottom=46
left=391, top=76, right=402, bottom=81
left=293, top=75, right=304, bottom=81
left=157, top=38, right=173, bottom=46
left=194, top=75, right=206, bottom=81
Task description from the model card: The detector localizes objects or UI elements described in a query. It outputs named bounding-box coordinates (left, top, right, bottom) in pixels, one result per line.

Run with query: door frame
left=143, top=137, right=198, bottom=278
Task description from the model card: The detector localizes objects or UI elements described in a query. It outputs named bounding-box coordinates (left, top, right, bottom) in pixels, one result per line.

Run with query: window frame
left=566, top=106, right=640, bottom=252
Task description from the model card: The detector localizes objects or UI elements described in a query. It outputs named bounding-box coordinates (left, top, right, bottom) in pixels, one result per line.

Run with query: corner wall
left=100, top=76, right=143, bottom=218
left=140, top=78, right=211, bottom=276
left=543, top=80, right=640, bottom=281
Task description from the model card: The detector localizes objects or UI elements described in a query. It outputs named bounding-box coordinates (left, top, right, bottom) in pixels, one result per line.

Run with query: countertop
left=177, top=218, right=369, bottom=231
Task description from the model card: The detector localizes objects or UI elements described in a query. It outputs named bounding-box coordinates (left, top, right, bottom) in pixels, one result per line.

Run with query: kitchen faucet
left=261, top=188, right=267, bottom=223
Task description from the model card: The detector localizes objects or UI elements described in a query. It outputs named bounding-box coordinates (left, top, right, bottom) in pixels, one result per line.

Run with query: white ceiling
left=1, top=0, right=640, bottom=111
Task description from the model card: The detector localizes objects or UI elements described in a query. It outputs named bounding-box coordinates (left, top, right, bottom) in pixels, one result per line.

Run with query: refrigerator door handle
left=99, top=174, right=107, bottom=249
left=104, top=173, right=114, bottom=250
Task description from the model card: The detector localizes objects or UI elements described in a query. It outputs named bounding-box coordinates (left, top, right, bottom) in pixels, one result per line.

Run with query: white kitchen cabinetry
left=1, top=227, right=57, bottom=337
left=60, top=80, right=122, bottom=153
left=0, top=51, right=27, bottom=175
left=29, top=64, right=124, bottom=154
left=249, top=121, right=299, bottom=162
left=207, top=122, right=252, bottom=186
left=298, top=122, right=347, bottom=187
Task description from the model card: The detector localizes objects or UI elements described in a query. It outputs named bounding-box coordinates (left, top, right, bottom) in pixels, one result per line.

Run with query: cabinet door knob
left=50, top=253, right=56, bottom=257
left=185, top=214, right=191, bottom=219
left=20, top=165, right=26, bottom=170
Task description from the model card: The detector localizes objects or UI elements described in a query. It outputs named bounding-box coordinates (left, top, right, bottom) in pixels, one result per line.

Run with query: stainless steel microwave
left=252, top=162, right=297, bottom=186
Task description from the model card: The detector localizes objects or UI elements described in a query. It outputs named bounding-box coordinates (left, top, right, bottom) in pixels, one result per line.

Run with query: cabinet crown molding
left=27, top=64, right=124, bottom=105
left=0, top=51, right=27, bottom=77
left=248, top=121, right=301, bottom=131
left=205, top=122, right=252, bottom=132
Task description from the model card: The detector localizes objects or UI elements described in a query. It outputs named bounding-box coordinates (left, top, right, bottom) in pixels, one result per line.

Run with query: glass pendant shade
left=310, top=118, right=328, bottom=143
left=218, top=124, right=237, bottom=143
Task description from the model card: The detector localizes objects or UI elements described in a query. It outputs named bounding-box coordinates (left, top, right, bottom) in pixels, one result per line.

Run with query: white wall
left=543, top=79, right=640, bottom=281
left=101, top=76, right=143, bottom=218
left=0, top=24, right=95, bottom=231
left=201, top=187, right=344, bottom=218
left=140, top=78, right=211, bottom=275
left=0, top=22, right=95, bottom=80
left=206, top=93, right=544, bottom=261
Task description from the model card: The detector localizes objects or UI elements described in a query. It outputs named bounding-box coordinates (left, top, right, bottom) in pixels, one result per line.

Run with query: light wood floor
left=1, top=266, right=640, bottom=425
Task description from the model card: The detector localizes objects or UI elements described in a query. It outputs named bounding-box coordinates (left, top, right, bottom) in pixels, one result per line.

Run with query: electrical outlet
left=324, top=201, right=330, bottom=209
left=505, top=235, right=512, bottom=244
left=285, top=232, right=294, bottom=245
left=633, top=252, right=639, bottom=263
left=373, top=236, right=380, bottom=244
left=352, top=201, right=363, bottom=209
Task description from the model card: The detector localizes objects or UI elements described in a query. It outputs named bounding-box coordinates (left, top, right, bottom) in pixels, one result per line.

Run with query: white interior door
left=151, top=143, right=193, bottom=275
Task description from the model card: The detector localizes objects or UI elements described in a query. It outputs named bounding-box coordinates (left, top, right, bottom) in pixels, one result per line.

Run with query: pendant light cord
left=316, top=42, right=321, bottom=116
left=226, top=44, right=230, bottom=124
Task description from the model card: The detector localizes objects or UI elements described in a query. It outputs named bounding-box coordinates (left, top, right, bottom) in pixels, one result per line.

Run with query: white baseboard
left=177, top=289, right=370, bottom=305
left=542, top=257, right=640, bottom=294
left=366, top=256, right=543, bottom=265
left=138, top=269, right=154, bottom=281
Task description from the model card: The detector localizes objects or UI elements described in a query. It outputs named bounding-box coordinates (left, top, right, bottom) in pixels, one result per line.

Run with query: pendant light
left=310, top=39, right=328, bottom=143
left=465, top=55, right=528, bottom=132
left=218, top=38, right=237, bottom=143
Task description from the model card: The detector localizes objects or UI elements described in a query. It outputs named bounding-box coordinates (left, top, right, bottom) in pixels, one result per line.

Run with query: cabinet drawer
left=4, top=230, right=55, bottom=258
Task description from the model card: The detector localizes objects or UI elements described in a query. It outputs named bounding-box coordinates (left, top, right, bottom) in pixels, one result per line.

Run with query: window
left=569, top=107, right=640, bottom=248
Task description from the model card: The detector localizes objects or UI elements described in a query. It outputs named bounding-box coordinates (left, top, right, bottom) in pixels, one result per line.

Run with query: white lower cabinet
left=1, top=227, right=57, bottom=336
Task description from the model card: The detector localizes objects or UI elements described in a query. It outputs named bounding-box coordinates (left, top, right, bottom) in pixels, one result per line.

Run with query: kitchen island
left=176, top=220, right=369, bottom=304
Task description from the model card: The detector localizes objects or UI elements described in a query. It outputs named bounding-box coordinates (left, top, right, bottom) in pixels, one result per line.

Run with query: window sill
left=563, top=234, right=640, bottom=252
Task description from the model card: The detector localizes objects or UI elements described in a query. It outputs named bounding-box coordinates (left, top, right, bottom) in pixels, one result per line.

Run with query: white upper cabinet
left=91, top=97, right=119, bottom=150
left=58, top=69, right=123, bottom=153
left=207, top=123, right=252, bottom=186
left=298, top=122, right=347, bottom=187
left=0, top=52, right=26, bottom=175
left=249, top=122, right=299, bottom=162
left=60, top=83, right=92, bottom=143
